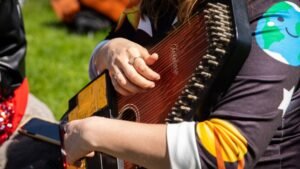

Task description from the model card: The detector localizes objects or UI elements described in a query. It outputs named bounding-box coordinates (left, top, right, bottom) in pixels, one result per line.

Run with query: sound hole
left=119, top=106, right=138, bottom=122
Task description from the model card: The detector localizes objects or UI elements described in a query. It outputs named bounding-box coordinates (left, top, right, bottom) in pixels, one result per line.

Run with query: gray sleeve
left=88, top=40, right=109, bottom=79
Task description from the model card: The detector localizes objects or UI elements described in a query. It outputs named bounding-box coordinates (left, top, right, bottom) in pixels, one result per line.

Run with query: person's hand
left=63, top=117, right=96, bottom=165
left=94, top=38, right=160, bottom=96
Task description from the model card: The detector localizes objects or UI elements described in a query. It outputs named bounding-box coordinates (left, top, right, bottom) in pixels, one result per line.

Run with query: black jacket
left=0, top=0, right=26, bottom=96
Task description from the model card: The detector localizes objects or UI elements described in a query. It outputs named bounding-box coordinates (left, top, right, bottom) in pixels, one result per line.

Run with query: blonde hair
left=140, top=0, right=199, bottom=25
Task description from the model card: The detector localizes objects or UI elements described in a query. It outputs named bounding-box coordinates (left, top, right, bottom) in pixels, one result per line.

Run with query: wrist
left=84, top=117, right=104, bottom=150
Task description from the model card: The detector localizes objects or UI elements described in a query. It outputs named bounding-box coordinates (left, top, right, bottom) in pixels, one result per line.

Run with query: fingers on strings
left=126, top=47, right=160, bottom=81
left=110, top=47, right=160, bottom=95
left=110, top=68, right=136, bottom=96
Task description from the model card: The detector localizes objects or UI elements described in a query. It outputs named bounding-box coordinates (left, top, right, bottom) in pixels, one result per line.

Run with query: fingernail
left=153, top=53, right=159, bottom=59
left=150, top=83, right=155, bottom=88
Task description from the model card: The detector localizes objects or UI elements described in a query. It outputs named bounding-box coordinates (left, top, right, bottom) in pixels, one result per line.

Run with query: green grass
left=22, top=0, right=109, bottom=119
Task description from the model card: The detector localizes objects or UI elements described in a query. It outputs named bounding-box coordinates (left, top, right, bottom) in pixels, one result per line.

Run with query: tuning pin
left=201, top=71, right=212, bottom=78
left=173, top=117, right=184, bottom=122
left=208, top=60, right=219, bottom=67
left=194, top=83, right=205, bottom=89
left=187, top=94, right=198, bottom=101
left=215, top=48, right=226, bottom=54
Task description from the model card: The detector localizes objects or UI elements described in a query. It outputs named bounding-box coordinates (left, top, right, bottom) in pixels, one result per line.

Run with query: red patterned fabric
left=0, top=78, right=29, bottom=144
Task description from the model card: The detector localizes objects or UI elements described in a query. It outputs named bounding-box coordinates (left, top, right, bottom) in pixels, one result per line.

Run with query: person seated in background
left=0, top=0, right=61, bottom=168
left=51, top=0, right=139, bottom=33
left=63, top=0, right=300, bottom=169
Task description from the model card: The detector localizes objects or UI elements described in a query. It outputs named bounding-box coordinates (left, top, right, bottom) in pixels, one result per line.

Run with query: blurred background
left=22, top=0, right=110, bottom=119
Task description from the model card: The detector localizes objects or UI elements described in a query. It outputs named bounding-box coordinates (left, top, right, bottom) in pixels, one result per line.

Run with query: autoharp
left=61, top=0, right=251, bottom=168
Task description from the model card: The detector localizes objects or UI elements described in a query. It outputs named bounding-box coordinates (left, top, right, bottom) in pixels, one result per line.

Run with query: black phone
left=18, top=117, right=61, bottom=146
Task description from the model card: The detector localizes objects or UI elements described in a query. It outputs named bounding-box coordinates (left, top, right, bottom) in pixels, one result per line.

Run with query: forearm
left=87, top=117, right=170, bottom=169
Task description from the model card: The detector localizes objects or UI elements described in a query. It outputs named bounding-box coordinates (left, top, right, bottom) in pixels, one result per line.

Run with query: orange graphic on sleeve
left=197, top=119, right=248, bottom=169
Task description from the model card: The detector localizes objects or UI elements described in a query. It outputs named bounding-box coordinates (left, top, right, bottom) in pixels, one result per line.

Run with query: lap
left=0, top=94, right=63, bottom=169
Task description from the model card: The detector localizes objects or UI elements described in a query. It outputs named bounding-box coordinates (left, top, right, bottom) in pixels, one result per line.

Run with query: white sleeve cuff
left=167, top=122, right=201, bottom=169
left=88, top=40, right=109, bottom=79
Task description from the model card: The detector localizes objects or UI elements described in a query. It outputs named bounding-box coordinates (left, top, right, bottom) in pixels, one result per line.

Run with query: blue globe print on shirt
left=255, top=1, right=300, bottom=67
